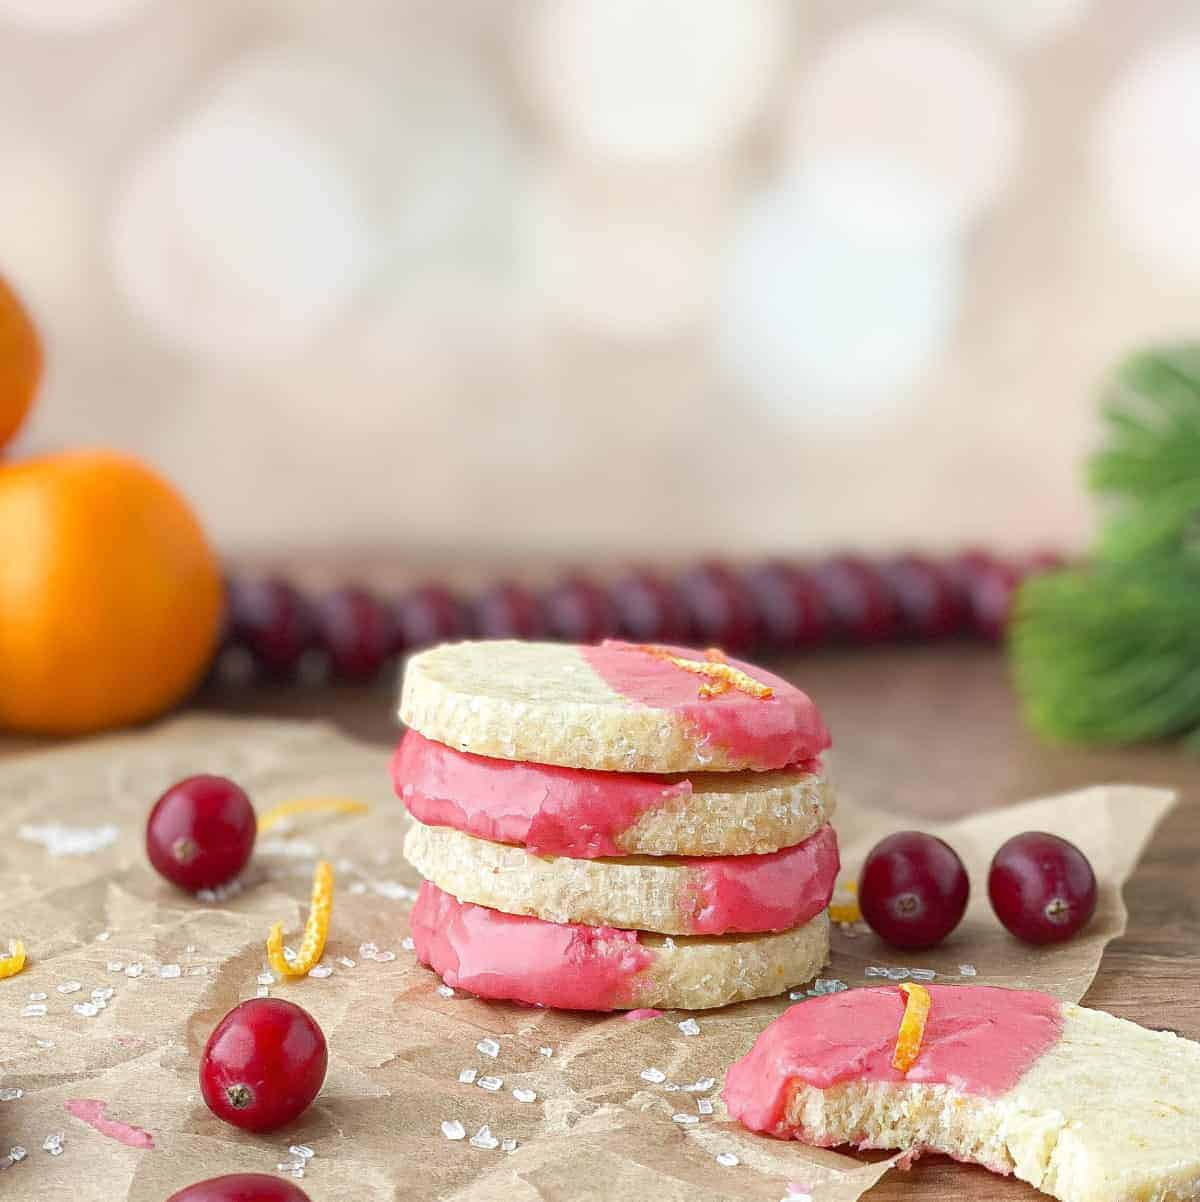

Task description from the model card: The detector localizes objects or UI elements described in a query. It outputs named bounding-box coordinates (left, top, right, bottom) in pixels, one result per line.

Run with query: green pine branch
left=1012, top=343, right=1200, bottom=744
left=1091, top=345, right=1200, bottom=560
left=1012, top=560, right=1200, bottom=745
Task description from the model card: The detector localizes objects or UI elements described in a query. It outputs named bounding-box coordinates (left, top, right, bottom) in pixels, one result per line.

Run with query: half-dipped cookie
left=393, top=730, right=834, bottom=858
left=403, top=818, right=839, bottom=935
left=399, top=639, right=829, bottom=773
left=411, top=882, right=831, bottom=1012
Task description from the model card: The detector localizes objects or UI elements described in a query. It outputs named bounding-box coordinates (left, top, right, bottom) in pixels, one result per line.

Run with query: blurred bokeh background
left=1, top=0, right=1190, bottom=559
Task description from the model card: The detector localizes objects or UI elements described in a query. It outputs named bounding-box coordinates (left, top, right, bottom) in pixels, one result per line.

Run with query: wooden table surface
left=4, top=642, right=1197, bottom=1200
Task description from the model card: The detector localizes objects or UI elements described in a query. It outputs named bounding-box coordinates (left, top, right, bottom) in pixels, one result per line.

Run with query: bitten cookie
left=724, top=984, right=1200, bottom=1202
left=410, top=881, right=831, bottom=1011
left=398, top=639, right=829, bottom=773
left=403, top=818, right=839, bottom=935
left=392, top=729, right=835, bottom=857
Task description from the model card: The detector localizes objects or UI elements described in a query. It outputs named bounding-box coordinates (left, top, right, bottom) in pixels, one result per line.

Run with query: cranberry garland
left=214, top=551, right=1063, bottom=685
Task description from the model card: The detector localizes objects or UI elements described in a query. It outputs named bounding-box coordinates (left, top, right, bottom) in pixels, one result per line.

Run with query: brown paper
left=0, top=718, right=1176, bottom=1202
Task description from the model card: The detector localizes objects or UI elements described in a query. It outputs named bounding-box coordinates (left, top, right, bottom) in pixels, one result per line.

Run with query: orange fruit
left=0, top=275, right=42, bottom=451
left=0, top=450, right=223, bottom=734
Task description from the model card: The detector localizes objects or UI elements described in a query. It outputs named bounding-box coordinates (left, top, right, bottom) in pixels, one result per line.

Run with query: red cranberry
left=810, top=556, right=898, bottom=642
left=215, top=580, right=236, bottom=650
left=743, top=561, right=828, bottom=649
left=881, top=555, right=964, bottom=639
left=200, top=998, right=327, bottom=1132
left=963, top=559, right=1022, bottom=641
left=227, top=576, right=315, bottom=678
left=473, top=581, right=545, bottom=639
left=393, top=583, right=471, bottom=651
left=167, top=1174, right=312, bottom=1202
left=988, top=832, right=1097, bottom=945
left=946, top=549, right=1010, bottom=629
left=944, top=547, right=997, bottom=594
left=609, top=570, right=690, bottom=643
left=314, top=586, right=394, bottom=681
left=675, top=561, right=758, bottom=652
left=146, top=775, right=256, bottom=892
left=201, top=585, right=239, bottom=689
left=543, top=575, right=619, bottom=642
left=859, top=831, right=970, bottom=950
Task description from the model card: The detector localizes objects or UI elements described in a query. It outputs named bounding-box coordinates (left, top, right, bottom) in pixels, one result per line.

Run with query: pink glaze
left=723, top=984, right=1064, bottom=1137
left=64, top=1099, right=155, bottom=1149
left=682, top=824, right=839, bottom=934
left=580, top=641, right=830, bottom=770
left=410, top=881, right=654, bottom=1011
left=625, top=1008, right=664, bottom=1021
left=392, top=729, right=694, bottom=858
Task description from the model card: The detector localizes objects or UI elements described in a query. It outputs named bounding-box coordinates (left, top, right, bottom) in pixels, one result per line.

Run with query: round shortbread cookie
left=724, top=986, right=1200, bottom=1201
left=392, top=729, right=835, bottom=858
left=402, top=818, right=839, bottom=935
left=410, top=880, right=831, bottom=1011
left=398, top=639, right=829, bottom=773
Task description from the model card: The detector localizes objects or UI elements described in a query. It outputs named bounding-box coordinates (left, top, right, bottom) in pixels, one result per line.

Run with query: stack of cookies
left=395, top=639, right=840, bottom=1012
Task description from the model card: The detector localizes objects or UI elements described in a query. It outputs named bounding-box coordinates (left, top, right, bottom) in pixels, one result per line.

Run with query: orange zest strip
left=829, top=880, right=862, bottom=924
left=0, top=940, right=26, bottom=979
left=828, top=898, right=862, bottom=924
left=257, top=797, right=370, bottom=834
left=637, top=645, right=773, bottom=702
left=267, top=861, right=334, bottom=977
left=891, top=982, right=932, bottom=1074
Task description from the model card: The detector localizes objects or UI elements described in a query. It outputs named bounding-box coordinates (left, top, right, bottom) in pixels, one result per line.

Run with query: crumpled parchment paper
left=0, top=717, right=1176, bottom=1202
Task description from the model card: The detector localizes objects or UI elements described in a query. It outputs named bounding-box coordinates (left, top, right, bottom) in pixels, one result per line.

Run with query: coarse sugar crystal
left=469, top=1125, right=499, bottom=1150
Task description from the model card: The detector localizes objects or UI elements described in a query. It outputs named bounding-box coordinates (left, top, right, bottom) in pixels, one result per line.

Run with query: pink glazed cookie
left=392, top=729, right=834, bottom=858
left=398, top=639, right=829, bottom=773
left=403, top=819, right=839, bottom=935
left=724, top=985, right=1200, bottom=1202
left=409, top=881, right=831, bottom=1012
